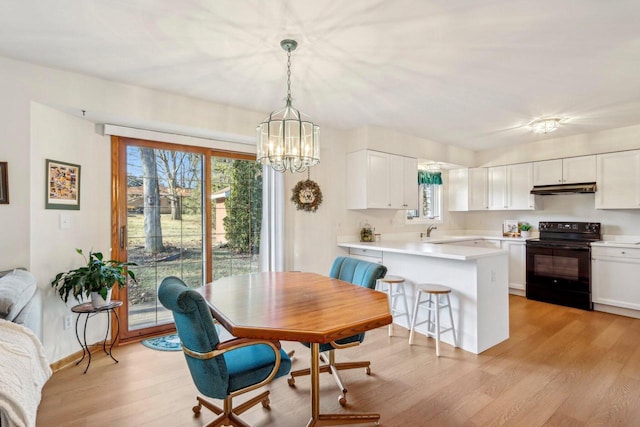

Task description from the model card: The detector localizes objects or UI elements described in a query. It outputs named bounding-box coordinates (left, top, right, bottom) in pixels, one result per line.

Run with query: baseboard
left=49, top=341, right=114, bottom=373
left=594, top=303, right=640, bottom=319
left=509, top=288, right=525, bottom=297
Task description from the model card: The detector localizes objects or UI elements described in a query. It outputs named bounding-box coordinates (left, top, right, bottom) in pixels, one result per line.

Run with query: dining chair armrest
left=217, top=337, right=282, bottom=351
left=182, top=338, right=282, bottom=360
left=329, top=340, right=360, bottom=350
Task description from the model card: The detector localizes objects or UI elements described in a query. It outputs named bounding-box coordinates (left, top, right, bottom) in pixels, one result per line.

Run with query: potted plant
left=519, top=222, right=532, bottom=239
left=51, top=248, right=137, bottom=308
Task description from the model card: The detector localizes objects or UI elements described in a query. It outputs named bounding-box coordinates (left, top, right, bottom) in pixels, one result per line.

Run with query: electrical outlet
left=64, top=314, right=73, bottom=330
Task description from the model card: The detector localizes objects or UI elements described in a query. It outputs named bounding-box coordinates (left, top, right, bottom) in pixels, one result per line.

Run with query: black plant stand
left=71, top=300, right=122, bottom=373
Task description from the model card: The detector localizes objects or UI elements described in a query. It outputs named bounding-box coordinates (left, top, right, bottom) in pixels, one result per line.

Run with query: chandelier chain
left=286, top=48, right=292, bottom=105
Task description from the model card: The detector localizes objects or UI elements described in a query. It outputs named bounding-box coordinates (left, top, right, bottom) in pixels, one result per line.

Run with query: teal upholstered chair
left=288, top=257, right=387, bottom=406
left=158, top=276, right=291, bottom=427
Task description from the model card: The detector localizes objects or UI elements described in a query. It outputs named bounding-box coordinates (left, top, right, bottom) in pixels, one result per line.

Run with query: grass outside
left=125, top=212, right=258, bottom=329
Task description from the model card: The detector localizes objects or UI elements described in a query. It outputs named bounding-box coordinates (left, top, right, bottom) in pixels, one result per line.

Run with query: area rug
left=141, top=333, right=181, bottom=351
left=141, top=325, right=229, bottom=352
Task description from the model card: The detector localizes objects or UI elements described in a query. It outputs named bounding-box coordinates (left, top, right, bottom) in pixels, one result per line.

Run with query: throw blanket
left=0, top=319, right=51, bottom=427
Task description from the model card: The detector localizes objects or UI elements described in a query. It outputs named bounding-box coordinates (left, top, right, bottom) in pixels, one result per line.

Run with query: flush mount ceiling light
left=256, top=39, right=320, bottom=173
left=530, top=118, right=561, bottom=134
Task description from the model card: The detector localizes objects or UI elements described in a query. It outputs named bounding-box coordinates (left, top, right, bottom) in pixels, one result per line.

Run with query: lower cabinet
left=592, top=246, right=640, bottom=311
left=347, top=248, right=383, bottom=264
left=501, top=240, right=525, bottom=293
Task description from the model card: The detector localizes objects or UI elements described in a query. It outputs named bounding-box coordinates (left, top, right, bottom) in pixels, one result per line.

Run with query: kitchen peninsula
left=338, top=239, right=509, bottom=354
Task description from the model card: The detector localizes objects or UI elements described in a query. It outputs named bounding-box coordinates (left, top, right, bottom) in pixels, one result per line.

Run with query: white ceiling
left=1, top=0, right=639, bottom=151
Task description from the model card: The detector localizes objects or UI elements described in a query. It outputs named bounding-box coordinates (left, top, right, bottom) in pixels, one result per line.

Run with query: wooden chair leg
left=194, top=396, right=223, bottom=416
left=232, top=390, right=270, bottom=415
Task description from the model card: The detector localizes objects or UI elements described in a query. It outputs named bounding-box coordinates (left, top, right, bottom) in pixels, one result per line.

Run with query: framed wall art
left=0, top=162, right=8, bottom=204
left=503, top=219, right=520, bottom=237
left=45, top=159, right=81, bottom=210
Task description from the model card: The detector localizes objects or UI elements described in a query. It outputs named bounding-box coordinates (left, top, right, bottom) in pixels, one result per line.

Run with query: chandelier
left=530, top=118, right=560, bottom=134
left=256, top=39, right=320, bottom=173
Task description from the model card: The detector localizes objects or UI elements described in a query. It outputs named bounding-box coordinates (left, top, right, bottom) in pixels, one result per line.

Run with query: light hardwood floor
left=37, top=295, right=640, bottom=426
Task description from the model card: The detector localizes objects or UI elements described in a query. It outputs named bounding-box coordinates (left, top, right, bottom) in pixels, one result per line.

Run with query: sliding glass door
left=112, top=137, right=261, bottom=341
left=211, top=155, right=262, bottom=280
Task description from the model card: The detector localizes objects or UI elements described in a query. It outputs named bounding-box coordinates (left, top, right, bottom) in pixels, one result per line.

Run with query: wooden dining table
left=195, top=271, right=393, bottom=426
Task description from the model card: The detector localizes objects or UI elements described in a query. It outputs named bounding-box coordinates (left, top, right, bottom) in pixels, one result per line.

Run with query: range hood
left=530, top=182, right=597, bottom=195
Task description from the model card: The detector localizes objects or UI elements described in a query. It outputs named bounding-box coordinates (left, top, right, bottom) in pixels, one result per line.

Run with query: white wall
left=476, top=124, right=640, bottom=167
left=30, top=104, right=112, bottom=359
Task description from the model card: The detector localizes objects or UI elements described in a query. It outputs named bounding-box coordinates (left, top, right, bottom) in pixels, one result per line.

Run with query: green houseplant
left=51, top=248, right=137, bottom=307
left=519, top=222, right=532, bottom=238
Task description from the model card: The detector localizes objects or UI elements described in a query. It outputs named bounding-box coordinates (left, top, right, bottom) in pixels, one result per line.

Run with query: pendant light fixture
left=256, top=39, right=320, bottom=173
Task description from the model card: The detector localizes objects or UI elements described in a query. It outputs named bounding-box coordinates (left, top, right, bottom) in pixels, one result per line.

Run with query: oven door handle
left=527, top=244, right=591, bottom=251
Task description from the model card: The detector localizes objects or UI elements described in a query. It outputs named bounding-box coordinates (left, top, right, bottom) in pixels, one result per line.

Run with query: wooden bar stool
left=408, top=284, right=457, bottom=356
left=377, top=275, right=411, bottom=336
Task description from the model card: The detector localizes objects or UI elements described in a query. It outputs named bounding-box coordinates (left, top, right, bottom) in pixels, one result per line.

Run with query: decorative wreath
left=291, top=179, right=323, bottom=212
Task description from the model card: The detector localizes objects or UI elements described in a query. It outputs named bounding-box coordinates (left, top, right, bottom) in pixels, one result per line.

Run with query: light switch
left=59, top=213, right=71, bottom=229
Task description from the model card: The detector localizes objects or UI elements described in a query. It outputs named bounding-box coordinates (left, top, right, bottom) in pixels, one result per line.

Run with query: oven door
left=526, top=245, right=592, bottom=310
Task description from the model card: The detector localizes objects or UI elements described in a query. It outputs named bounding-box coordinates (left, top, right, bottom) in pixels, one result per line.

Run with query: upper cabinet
left=488, top=163, right=534, bottom=210
left=507, top=163, right=535, bottom=210
left=487, top=166, right=507, bottom=210
left=449, top=168, right=488, bottom=211
left=596, top=150, right=640, bottom=209
left=347, top=150, right=418, bottom=210
left=533, top=155, right=596, bottom=186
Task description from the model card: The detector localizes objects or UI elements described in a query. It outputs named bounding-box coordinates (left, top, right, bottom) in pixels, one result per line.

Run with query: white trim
left=101, top=124, right=256, bottom=154
left=259, top=166, right=285, bottom=272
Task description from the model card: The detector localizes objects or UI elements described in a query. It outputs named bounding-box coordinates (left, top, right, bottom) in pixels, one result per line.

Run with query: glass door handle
left=119, top=226, right=126, bottom=249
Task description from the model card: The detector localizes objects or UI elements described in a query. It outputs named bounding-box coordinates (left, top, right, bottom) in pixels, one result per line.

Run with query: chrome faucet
left=420, top=225, right=438, bottom=239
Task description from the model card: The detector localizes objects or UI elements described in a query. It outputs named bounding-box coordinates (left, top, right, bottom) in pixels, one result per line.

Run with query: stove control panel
left=538, top=222, right=601, bottom=236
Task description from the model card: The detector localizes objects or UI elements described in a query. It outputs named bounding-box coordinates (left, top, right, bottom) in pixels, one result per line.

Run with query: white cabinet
left=347, top=150, right=418, bottom=210
left=592, top=246, right=640, bottom=311
left=507, top=163, right=535, bottom=210
left=596, top=150, right=640, bottom=209
left=488, top=164, right=534, bottom=210
left=533, top=155, right=596, bottom=186
left=347, top=248, right=383, bottom=264
left=487, top=166, right=507, bottom=210
left=448, top=168, right=488, bottom=211
left=402, top=157, right=419, bottom=210
left=533, top=159, right=562, bottom=185
left=469, top=168, right=489, bottom=210
left=501, top=240, right=525, bottom=292
left=564, top=156, right=597, bottom=184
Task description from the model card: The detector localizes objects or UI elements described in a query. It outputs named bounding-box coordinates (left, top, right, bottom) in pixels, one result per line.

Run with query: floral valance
left=418, top=170, right=442, bottom=185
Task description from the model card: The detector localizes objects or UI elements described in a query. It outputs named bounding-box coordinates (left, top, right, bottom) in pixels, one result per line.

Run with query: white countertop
left=338, top=239, right=507, bottom=261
